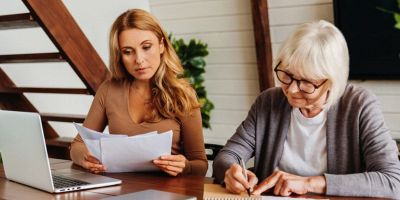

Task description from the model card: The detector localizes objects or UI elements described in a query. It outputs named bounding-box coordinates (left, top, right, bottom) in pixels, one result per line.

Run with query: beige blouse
left=72, top=79, right=208, bottom=175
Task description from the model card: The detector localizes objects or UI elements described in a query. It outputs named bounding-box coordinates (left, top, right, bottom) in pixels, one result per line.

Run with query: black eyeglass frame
left=273, top=61, right=328, bottom=94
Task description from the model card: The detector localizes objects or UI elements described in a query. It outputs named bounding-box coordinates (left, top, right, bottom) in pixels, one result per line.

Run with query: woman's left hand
left=252, top=170, right=326, bottom=196
left=153, top=154, right=187, bottom=176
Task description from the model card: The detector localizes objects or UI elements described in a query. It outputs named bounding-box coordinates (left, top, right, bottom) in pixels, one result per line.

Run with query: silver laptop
left=0, top=110, right=122, bottom=193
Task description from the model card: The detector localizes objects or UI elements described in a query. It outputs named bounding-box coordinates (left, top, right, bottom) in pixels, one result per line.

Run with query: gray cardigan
left=213, top=84, right=400, bottom=199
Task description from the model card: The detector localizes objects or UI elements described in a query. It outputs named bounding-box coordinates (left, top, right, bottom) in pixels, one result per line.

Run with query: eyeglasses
left=274, top=61, right=327, bottom=94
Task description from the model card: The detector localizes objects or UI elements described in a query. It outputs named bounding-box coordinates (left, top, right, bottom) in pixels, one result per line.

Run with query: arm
left=70, top=81, right=109, bottom=172
left=325, top=91, right=400, bottom=198
left=213, top=97, right=259, bottom=183
left=179, top=108, right=208, bottom=175
left=153, top=108, right=208, bottom=176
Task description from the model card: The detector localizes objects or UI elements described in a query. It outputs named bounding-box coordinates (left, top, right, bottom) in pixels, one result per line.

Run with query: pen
left=240, top=158, right=251, bottom=197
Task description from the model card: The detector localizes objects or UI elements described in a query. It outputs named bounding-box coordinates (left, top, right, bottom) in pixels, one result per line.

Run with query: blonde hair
left=275, top=20, right=349, bottom=110
left=109, top=9, right=199, bottom=120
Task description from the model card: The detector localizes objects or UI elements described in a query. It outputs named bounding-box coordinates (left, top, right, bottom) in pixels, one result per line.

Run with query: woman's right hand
left=80, top=153, right=107, bottom=174
left=70, top=142, right=107, bottom=174
left=224, top=164, right=258, bottom=194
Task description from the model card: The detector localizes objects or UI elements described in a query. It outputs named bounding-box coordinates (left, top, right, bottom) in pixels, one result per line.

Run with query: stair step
left=0, top=13, right=38, bottom=30
left=0, top=53, right=64, bottom=63
left=41, top=113, right=85, bottom=123
left=0, top=87, right=89, bottom=94
left=46, top=137, right=74, bottom=148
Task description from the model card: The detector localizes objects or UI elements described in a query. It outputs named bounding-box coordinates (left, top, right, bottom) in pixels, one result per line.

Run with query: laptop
left=0, top=110, right=122, bottom=193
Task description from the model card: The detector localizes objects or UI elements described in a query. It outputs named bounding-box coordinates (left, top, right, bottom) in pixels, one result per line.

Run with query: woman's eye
left=122, top=49, right=133, bottom=55
left=143, top=45, right=152, bottom=50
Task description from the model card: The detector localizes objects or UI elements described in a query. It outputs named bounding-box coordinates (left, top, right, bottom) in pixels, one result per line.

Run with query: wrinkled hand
left=153, top=154, right=187, bottom=176
left=224, top=164, right=258, bottom=194
left=252, top=170, right=326, bottom=196
left=80, top=153, right=107, bottom=174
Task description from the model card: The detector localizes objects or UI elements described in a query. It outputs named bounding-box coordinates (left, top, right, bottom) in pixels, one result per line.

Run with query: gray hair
left=275, top=20, right=349, bottom=110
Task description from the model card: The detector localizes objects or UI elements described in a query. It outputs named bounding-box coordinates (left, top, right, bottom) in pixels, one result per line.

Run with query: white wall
left=150, top=0, right=260, bottom=145
left=150, top=0, right=400, bottom=141
left=0, top=1, right=150, bottom=137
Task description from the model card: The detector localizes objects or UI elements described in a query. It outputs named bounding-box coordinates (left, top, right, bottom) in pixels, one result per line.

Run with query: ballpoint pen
left=240, top=158, right=251, bottom=197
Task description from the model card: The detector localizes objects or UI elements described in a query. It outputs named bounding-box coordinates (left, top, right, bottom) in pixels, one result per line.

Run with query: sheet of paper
left=74, top=123, right=128, bottom=160
left=101, top=130, right=172, bottom=172
left=203, top=184, right=323, bottom=200
left=74, top=123, right=172, bottom=173
left=74, top=123, right=128, bottom=140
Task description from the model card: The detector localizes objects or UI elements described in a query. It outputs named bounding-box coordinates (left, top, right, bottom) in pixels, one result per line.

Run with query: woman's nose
left=287, top=80, right=300, bottom=93
left=135, top=53, right=144, bottom=65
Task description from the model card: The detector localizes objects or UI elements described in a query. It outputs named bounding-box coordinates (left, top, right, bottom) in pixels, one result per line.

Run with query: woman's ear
left=159, top=37, right=165, bottom=54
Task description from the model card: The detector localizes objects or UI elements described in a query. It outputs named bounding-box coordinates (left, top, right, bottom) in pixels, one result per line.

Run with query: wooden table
left=0, top=159, right=388, bottom=199
left=0, top=158, right=208, bottom=199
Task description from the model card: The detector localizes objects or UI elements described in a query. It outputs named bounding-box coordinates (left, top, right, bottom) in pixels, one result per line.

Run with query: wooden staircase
left=0, top=0, right=110, bottom=159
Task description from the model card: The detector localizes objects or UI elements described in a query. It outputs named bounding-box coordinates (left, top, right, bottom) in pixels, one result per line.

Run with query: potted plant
left=170, top=35, right=214, bottom=129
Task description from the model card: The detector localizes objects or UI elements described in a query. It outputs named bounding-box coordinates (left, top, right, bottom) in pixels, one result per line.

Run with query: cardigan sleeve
left=212, top=96, right=259, bottom=184
left=325, top=89, right=400, bottom=199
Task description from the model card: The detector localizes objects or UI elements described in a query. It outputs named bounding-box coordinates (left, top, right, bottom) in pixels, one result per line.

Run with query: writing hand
left=224, top=164, right=258, bottom=194
left=153, top=154, right=187, bottom=176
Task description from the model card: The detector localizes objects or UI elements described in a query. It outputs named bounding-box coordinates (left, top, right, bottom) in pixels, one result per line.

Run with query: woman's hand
left=252, top=170, right=326, bottom=196
left=153, top=154, right=187, bottom=176
left=224, top=164, right=258, bottom=194
left=80, top=153, right=107, bottom=174
left=70, top=142, right=107, bottom=174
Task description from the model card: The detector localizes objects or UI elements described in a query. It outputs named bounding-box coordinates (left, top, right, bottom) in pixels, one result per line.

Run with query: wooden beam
left=0, top=53, right=64, bottom=63
left=0, top=87, right=89, bottom=94
left=0, top=13, right=38, bottom=30
left=41, top=113, right=85, bottom=123
left=22, top=0, right=111, bottom=94
left=250, top=0, right=275, bottom=91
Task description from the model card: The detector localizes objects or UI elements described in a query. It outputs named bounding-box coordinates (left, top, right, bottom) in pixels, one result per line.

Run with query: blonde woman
left=70, top=9, right=207, bottom=176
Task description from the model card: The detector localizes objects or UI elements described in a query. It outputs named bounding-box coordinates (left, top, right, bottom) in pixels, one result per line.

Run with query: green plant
left=169, top=35, right=214, bottom=128
left=376, top=0, right=400, bottom=29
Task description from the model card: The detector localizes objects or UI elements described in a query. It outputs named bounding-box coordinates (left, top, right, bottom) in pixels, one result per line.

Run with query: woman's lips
left=135, top=67, right=148, bottom=72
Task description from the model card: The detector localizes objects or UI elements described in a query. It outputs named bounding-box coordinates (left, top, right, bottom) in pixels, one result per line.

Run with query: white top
left=277, top=108, right=327, bottom=176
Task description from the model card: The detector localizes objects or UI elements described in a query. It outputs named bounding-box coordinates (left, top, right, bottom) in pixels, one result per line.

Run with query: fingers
left=224, top=164, right=251, bottom=194
left=247, top=171, right=258, bottom=189
left=252, top=170, right=283, bottom=195
left=81, top=154, right=106, bottom=173
left=85, top=154, right=100, bottom=164
left=153, top=154, right=187, bottom=176
left=153, top=159, right=185, bottom=168
left=157, top=155, right=186, bottom=161
left=273, top=175, right=285, bottom=195
left=155, top=164, right=182, bottom=176
left=252, top=170, right=310, bottom=196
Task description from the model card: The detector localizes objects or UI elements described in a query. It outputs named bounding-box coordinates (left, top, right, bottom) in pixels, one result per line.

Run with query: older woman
left=213, top=20, right=400, bottom=198
left=70, top=9, right=207, bottom=176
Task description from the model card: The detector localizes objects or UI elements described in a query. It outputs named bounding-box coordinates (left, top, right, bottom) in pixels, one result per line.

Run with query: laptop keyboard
left=52, top=174, right=89, bottom=189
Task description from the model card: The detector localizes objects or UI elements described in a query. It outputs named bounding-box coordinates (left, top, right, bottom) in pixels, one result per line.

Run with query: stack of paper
left=74, top=123, right=172, bottom=173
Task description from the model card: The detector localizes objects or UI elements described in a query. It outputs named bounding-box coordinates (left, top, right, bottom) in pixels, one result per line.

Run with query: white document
left=74, top=123, right=172, bottom=173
